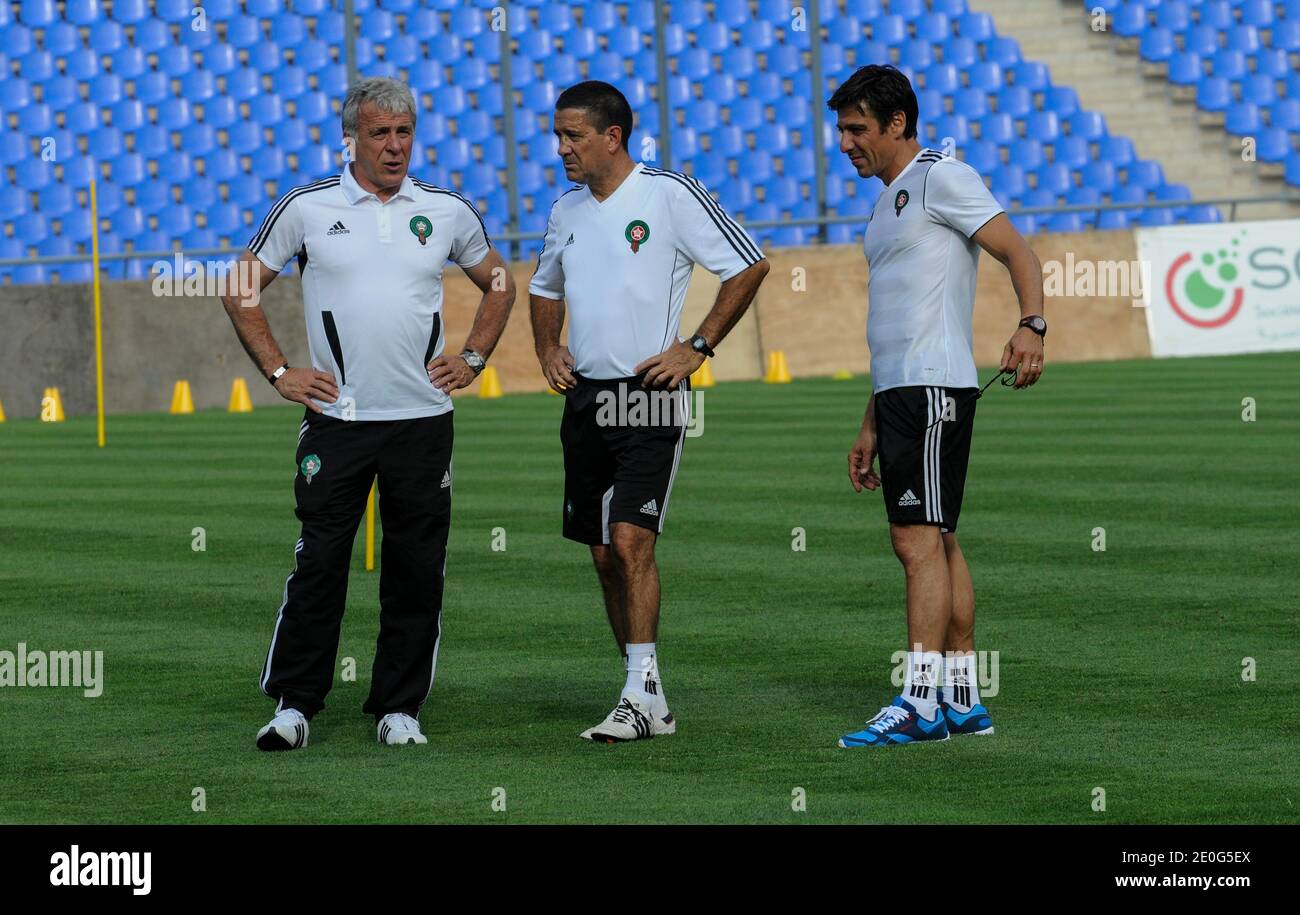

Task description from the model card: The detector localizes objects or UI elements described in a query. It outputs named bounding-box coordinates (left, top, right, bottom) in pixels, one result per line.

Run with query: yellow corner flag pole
left=365, top=479, right=376, bottom=571
left=90, top=174, right=106, bottom=448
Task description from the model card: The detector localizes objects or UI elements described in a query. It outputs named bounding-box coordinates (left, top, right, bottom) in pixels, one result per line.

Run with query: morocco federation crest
left=624, top=219, right=650, bottom=253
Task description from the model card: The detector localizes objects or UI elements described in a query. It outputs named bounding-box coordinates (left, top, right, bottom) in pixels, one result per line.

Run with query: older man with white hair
left=220, top=76, right=516, bottom=750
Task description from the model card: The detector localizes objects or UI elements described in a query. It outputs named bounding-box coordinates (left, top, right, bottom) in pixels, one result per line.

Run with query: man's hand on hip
left=274, top=368, right=338, bottom=413
left=848, top=429, right=881, bottom=493
left=426, top=354, right=476, bottom=394
left=1000, top=326, right=1044, bottom=389
left=635, top=340, right=704, bottom=389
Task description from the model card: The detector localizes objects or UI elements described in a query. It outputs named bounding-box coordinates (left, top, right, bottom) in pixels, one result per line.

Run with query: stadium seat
left=1195, top=78, right=1232, bottom=113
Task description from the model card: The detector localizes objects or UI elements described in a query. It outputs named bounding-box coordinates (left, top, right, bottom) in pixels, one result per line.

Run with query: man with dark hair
left=529, top=80, right=770, bottom=742
left=829, top=65, right=1046, bottom=748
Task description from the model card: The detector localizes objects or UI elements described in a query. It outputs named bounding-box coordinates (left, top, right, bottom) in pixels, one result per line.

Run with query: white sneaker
left=377, top=712, right=427, bottom=746
left=256, top=708, right=309, bottom=751
left=580, top=695, right=656, bottom=743
left=645, top=676, right=677, bottom=736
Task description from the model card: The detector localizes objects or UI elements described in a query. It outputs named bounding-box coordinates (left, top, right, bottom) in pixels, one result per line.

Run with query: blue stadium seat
left=1036, top=163, right=1072, bottom=195
left=1011, top=61, right=1049, bottom=91
left=1166, top=52, right=1203, bottom=86
left=1181, top=25, right=1219, bottom=57
left=991, top=163, right=1026, bottom=198
left=66, top=102, right=100, bottom=133
left=1027, top=111, right=1061, bottom=142
left=1126, top=160, right=1164, bottom=189
left=1195, top=77, right=1232, bottom=112
left=45, top=21, right=81, bottom=56
left=1010, top=139, right=1045, bottom=170
left=962, top=139, right=999, bottom=175
left=872, top=15, right=906, bottom=46
left=1046, top=87, right=1080, bottom=118
left=1271, top=99, right=1300, bottom=132
left=1054, top=135, right=1090, bottom=169
left=985, top=36, right=1021, bottom=67
left=944, top=37, right=978, bottom=69
left=900, top=39, right=935, bottom=69
left=1254, top=127, right=1292, bottom=163
left=66, top=0, right=101, bottom=26
left=66, top=47, right=98, bottom=80
left=958, top=12, right=994, bottom=42
left=1139, top=26, right=1174, bottom=62
left=1155, top=1, right=1190, bottom=31
left=1198, top=1, right=1232, bottom=30
left=1082, top=160, right=1117, bottom=192
left=1068, top=111, right=1106, bottom=141
left=89, top=126, right=123, bottom=159
left=1111, top=4, right=1146, bottom=38
left=980, top=112, right=1016, bottom=144
left=113, top=99, right=145, bottom=131
left=1224, top=101, right=1261, bottom=135
left=1209, top=49, right=1247, bottom=81
left=137, top=124, right=170, bottom=158
left=924, top=64, right=960, bottom=95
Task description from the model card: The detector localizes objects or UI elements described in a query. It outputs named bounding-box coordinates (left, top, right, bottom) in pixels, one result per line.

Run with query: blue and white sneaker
left=837, top=697, right=949, bottom=748
left=937, top=688, right=995, bottom=736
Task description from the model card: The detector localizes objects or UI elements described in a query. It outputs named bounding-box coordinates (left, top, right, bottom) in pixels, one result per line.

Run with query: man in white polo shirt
left=529, top=81, right=769, bottom=743
left=829, top=66, right=1045, bottom=748
left=220, top=77, right=516, bottom=750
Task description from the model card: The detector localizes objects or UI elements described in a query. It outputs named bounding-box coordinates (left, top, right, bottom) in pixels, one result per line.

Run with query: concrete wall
left=0, top=228, right=1151, bottom=418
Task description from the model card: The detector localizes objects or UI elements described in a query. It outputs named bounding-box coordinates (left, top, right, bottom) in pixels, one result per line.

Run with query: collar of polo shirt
left=340, top=163, right=417, bottom=206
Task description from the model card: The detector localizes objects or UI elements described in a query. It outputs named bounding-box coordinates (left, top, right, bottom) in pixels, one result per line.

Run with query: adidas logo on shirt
left=565, top=233, right=575, bottom=246
left=440, top=470, right=451, bottom=489
left=639, top=499, right=659, bottom=517
left=897, top=489, right=921, bottom=507
left=326, top=221, right=349, bottom=236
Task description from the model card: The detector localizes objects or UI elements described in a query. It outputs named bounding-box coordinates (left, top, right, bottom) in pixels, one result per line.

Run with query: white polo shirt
left=528, top=163, right=764, bottom=379
left=249, top=165, right=491, bottom=420
left=863, top=148, right=1003, bottom=393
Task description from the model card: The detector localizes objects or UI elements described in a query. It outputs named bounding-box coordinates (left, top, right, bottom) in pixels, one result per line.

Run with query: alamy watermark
left=151, top=253, right=261, bottom=302
left=890, top=648, right=1000, bottom=698
left=594, top=382, right=705, bottom=438
left=0, top=643, right=104, bottom=697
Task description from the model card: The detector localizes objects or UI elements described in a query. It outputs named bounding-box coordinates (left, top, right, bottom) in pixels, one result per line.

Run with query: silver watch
left=459, top=350, right=486, bottom=376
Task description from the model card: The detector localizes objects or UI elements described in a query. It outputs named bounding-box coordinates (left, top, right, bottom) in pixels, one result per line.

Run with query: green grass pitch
left=1, top=352, right=1296, bottom=824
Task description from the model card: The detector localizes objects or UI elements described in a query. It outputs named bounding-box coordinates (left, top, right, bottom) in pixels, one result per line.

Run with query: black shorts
left=560, top=373, right=691, bottom=545
left=874, top=385, right=977, bottom=533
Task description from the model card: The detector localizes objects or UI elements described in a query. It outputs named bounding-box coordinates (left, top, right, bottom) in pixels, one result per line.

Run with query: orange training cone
left=690, top=359, right=716, bottom=389
left=478, top=365, right=503, bottom=399
left=228, top=377, right=253, bottom=413
left=764, top=350, right=792, bottom=384
left=41, top=387, right=66, bottom=422
left=169, top=380, right=195, bottom=414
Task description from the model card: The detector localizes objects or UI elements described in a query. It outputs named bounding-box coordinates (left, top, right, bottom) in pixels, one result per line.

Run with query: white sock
left=944, top=652, right=981, bottom=712
left=903, top=650, right=943, bottom=719
left=623, top=642, right=658, bottom=706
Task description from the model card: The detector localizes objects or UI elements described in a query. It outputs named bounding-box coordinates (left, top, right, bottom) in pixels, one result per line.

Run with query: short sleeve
left=248, top=191, right=305, bottom=272
left=922, top=158, right=1004, bottom=238
left=669, top=174, right=764, bottom=281
left=528, top=203, right=565, bottom=299
left=449, top=195, right=491, bottom=269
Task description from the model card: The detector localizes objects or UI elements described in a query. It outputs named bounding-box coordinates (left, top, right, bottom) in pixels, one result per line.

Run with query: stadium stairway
left=966, top=0, right=1300, bottom=219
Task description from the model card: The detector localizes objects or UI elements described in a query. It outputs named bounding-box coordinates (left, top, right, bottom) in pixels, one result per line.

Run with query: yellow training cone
left=764, top=350, right=792, bottom=384
left=0, top=396, right=6, bottom=422
left=690, top=359, right=716, bottom=388
left=169, top=380, right=195, bottom=414
left=41, top=387, right=66, bottom=422
left=478, top=365, right=503, bottom=399
left=228, top=377, right=254, bottom=413
left=832, top=369, right=854, bottom=381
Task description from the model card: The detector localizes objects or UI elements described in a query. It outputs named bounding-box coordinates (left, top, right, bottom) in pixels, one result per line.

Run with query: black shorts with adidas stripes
left=874, top=385, right=978, bottom=534
left=560, top=372, right=690, bottom=545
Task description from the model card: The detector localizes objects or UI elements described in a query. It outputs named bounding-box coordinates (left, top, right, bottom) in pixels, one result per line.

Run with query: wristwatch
left=267, top=363, right=290, bottom=385
left=689, top=334, right=716, bottom=358
left=1018, top=315, right=1047, bottom=338
left=459, top=349, right=486, bottom=376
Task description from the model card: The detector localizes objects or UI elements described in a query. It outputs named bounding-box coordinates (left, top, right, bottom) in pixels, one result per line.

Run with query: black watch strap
left=1018, top=316, right=1047, bottom=338
left=268, top=363, right=290, bottom=385
left=690, top=334, right=716, bottom=358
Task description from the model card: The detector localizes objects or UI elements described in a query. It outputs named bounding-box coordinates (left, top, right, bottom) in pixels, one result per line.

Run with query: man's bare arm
left=529, top=292, right=576, bottom=391
left=220, top=249, right=338, bottom=411
left=972, top=213, right=1044, bottom=388
left=426, top=249, right=517, bottom=393
left=637, top=258, right=770, bottom=388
